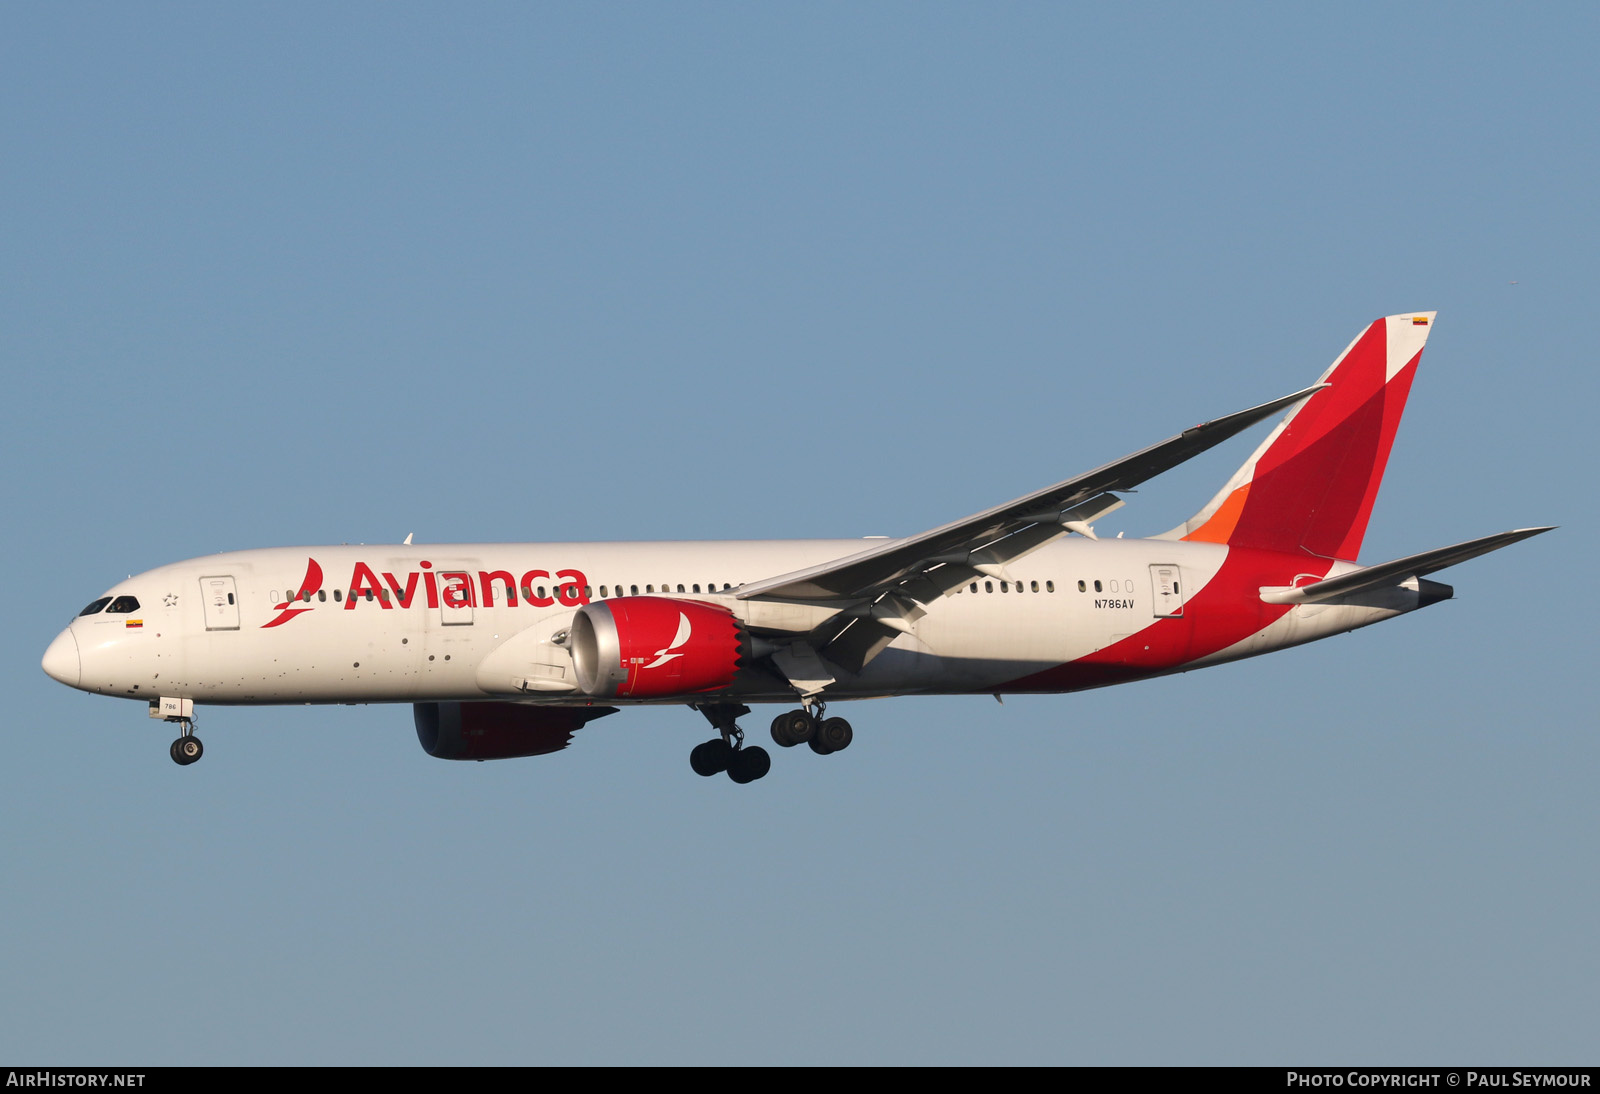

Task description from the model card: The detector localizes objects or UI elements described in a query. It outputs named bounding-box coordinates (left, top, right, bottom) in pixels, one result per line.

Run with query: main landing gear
left=688, top=701, right=854, bottom=784
left=690, top=703, right=772, bottom=784
left=168, top=718, right=203, bottom=766
left=770, top=703, right=853, bottom=756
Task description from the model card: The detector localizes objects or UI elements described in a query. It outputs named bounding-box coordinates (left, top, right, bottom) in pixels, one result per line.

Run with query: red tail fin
left=1170, top=313, right=1434, bottom=562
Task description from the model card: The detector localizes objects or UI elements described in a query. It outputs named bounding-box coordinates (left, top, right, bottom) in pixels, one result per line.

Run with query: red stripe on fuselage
left=1000, top=545, right=1335, bottom=692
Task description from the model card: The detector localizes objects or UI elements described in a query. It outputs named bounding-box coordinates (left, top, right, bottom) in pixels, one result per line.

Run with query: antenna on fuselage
left=403, top=533, right=414, bottom=545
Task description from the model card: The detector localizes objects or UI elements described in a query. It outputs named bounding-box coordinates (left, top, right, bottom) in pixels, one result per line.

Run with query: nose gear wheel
left=168, top=717, right=203, bottom=766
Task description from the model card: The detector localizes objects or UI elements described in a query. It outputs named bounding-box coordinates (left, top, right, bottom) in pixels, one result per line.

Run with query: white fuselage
left=46, top=536, right=1417, bottom=711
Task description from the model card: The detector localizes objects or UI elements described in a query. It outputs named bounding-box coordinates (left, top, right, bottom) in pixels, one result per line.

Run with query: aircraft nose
left=42, top=628, right=80, bottom=688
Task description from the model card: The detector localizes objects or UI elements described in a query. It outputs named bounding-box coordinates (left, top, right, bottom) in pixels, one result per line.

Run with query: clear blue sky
left=2, top=3, right=1592, bottom=1064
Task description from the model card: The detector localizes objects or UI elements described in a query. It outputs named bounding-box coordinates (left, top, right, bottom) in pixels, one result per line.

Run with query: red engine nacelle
left=414, top=701, right=617, bottom=761
left=569, top=597, right=744, bottom=699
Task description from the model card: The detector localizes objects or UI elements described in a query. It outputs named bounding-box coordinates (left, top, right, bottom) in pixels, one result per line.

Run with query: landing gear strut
left=690, top=703, right=771, bottom=784
left=770, top=701, right=852, bottom=755
left=169, top=718, right=203, bottom=766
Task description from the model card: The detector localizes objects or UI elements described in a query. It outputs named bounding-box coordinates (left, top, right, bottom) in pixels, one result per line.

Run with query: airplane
left=41, top=312, right=1551, bottom=783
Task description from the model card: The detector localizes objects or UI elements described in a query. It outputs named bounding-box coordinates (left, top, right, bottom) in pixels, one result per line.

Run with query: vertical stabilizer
left=1165, top=312, right=1435, bottom=561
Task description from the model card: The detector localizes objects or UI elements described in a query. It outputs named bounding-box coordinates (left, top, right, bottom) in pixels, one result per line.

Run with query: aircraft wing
left=738, top=384, right=1326, bottom=605
left=735, top=383, right=1327, bottom=672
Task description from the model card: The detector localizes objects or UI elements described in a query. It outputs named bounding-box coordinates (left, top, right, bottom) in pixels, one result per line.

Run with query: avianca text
left=342, top=561, right=592, bottom=610
left=264, top=557, right=593, bottom=628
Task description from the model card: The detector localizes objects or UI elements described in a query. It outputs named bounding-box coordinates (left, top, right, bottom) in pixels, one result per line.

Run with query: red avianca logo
left=262, top=558, right=591, bottom=628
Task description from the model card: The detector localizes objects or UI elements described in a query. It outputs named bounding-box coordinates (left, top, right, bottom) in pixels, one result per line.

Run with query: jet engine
left=569, top=597, right=745, bottom=699
left=414, top=701, right=617, bottom=761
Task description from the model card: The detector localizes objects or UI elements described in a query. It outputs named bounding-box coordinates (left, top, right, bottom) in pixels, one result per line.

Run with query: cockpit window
left=105, top=596, right=141, bottom=614
left=78, top=597, right=113, bottom=617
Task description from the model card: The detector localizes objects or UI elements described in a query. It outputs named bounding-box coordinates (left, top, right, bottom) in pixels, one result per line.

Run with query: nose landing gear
left=151, top=698, right=204, bottom=766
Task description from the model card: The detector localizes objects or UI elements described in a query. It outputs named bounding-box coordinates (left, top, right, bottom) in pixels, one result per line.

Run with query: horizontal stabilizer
left=1260, top=527, right=1555, bottom=605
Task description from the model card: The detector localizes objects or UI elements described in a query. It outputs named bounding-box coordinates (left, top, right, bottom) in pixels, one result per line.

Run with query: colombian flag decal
left=1412, top=316, right=1429, bottom=326
left=126, top=619, right=143, bottom=629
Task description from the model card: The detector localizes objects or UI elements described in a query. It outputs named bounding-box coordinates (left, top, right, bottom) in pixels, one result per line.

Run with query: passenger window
left=316, top=591, right=325, bottom=602
left=334, top=590, right=343, bottom=602
left=1046, top=581, right=1055, bottom=593
left=985, top=581, right=993, bottom=593
left=970, top=583, right=978, bottom=594
left=647, top=585, right=654, bottom=593
left=631, top=585, right=639, bottom=596
left=106, top=596, right=140, bottom=614
left=584, top=586, right=593, bottom=598
left=693, top=584, right=701, bottom=593
left=677, top=584, right=685, bottom=593
left=1094, top=580, right=1102, bottom=592
left=1077, top=580, right=1086, bottom=592
left=1110, top=580, right=1119, bottom=593
left=1031, top=581, right=1039, bottom=593
left=78, top=597, right=113, bottom=616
